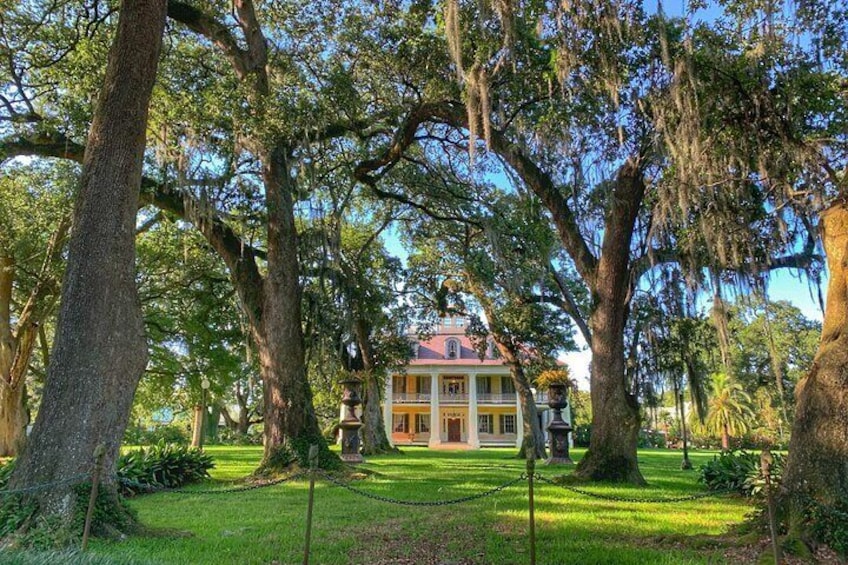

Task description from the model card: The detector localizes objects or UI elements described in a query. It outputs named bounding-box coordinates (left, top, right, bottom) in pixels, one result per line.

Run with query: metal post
left=82, top=444, right=106, bottom=551
left=302, top=444, right=319, bottom=565
left=526, top=448, right=536, bottom=565
left=199, top=378, right=210, bottom=452
left=761, top=449, right=781, bottom=564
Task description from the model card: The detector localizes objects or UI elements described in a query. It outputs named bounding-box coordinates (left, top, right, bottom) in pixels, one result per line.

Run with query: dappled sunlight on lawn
left=88, top=446, right=749, bottom=564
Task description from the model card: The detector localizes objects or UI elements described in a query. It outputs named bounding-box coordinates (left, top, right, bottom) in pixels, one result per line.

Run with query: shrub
left=808, top=499, right=848, bottom=557
left=697, top=450, right=783, bottom=496
left=123, top=424, right=189, bottom=446
left=117, top=441, right=214, bottom=496
left=638, top=429, right=666, bottom=448
left=0, top=458, right=16, bottom=489
left=218, top=427, right=263, bottom=445
left=573, top=425, right=591, bottom=447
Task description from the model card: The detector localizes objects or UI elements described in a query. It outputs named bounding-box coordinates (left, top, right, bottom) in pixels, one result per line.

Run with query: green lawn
left=64, top=447, right=754, bottom=564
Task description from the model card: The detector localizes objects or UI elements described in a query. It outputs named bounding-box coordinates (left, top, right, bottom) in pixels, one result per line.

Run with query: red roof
left=409, top=331, right=504, bottom=366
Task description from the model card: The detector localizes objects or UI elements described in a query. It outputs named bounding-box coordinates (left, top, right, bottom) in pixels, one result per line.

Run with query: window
left=445, top=338, right=460, bottom=359
left=478, top=414, right=493, bottom=434
left=417, top=376, right=431, bottom=394
left=500, top=414, right=517, bottom=435
left=444, top=378, right=465, bottom=395
left=477, top=376, right=491, bottom=394
left=415, top=414, right=430, bottom=433
left=392, top=414, right=409, bottom=433
left=393, top=376, right=407, bottom=394
left=410, top=342, right=420, bottom=359
left=501, top=377, right=515, bottom=395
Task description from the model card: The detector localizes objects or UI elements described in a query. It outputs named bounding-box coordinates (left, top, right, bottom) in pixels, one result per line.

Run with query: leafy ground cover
left=5, top=447, right=755, bottom=564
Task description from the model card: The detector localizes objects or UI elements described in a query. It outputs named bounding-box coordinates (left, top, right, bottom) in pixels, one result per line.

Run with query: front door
left=447, top=418, right=461, bottom=442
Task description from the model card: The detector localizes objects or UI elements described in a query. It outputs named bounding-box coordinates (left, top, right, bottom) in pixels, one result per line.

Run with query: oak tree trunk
left=0, top=382, right=27, bottom=457
left=8, top=0, right=167, bottom=524
left=191, top=405, right=203, bottom=448
left=257, top=147, right=327, bottom=467
left=779, top=205, right=848, bottom=545
left=0, top=255, right=28, bottom=456
left=574, top=299, right=644, bottom=483
left=354, top=319, right=395, bottom=455
left=516, top=375, right=547, bottom=460
left=492, top=339, right=546, bottom=460
left=573, top=161, right=645, bottom=484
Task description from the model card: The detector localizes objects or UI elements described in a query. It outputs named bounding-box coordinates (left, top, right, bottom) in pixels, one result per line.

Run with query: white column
left=428, top=372, right=441, bottom=447
left=384, top=374, right=394, bottom=446
left=468, top=372, right=479, bottom=448
left=515, top=389, right=523, bottom=448
left=564, top=401, right=574, bottom=448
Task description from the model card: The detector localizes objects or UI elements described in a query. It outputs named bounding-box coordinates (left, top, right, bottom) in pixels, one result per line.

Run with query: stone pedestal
left=545, top=382, right=573, bottom=465
left=339, top=378, right=364, bottom=463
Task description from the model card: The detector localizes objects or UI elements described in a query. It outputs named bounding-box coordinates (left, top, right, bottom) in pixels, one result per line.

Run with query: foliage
left=573, top=425, right=591, bottom=448
left=691, top=373, right=755, bottom=447
left=123, top=424, right=189, bottom=446
left=697, top=450, right=783, bottom=496
left=116, top=442, right=214, bottom=495
left=807, top=499, right=848, bottom=557
left=534, top=368, right=574, bottom=390
left=216, top=427, right=263, bottom=446
left=638, top=429, right=666, bottom=449
left=0, top=457, right=16, bottom=489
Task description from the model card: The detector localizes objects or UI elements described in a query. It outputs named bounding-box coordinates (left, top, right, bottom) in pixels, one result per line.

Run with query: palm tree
left=698, top=373, right=755, bottom=450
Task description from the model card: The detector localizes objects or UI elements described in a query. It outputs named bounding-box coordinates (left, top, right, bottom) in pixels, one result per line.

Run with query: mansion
left=383, top=317, right=571, bottom=449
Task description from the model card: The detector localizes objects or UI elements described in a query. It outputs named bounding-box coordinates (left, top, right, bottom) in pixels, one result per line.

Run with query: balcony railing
left=392, top=391, right=549, bottom=405
left=392, top=392, right=431, bottom=403
left=476, top=393, right=515, bottom=404
left=439, top=393, right=469, bottom=403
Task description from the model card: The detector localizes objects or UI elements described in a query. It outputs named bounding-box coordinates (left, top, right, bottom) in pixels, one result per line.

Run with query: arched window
left=445, top=338, right=460, bottom=360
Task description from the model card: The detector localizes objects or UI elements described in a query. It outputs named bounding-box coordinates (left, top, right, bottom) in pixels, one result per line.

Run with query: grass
left=3, top=447, right=753, bottom=564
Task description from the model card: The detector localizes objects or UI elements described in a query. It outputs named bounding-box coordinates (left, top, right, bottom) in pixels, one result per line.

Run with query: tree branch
left=548, top=263, right=592, bottom=346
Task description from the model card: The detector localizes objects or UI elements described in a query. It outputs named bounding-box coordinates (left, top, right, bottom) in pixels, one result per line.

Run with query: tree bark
left=0, top=375, right=28, bottom=456
left=573, top=160, right=646, bottom=484
left=354, top=319, right=395, bottom=455
left=780, top=204, right=848, bottom=543
left=256, top=146, right=327, bottom=466
left=0, top=255, right=27, bottom=456
left=191, top=405, right=203, bottom=448
left=514, top=370, right=547, bottom=460
left=721, top=424, right=730, bottom=450
left=8, top=0, right=167, bottom=524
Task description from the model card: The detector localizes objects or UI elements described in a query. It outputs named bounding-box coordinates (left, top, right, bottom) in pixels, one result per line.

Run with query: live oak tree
left=135, top=216, right=257, bottom=447
left=7, top=0, right=167, bottom=525
left=653, top=0, right=848, bottom=549
left=0, top=163, right=72, bottom=456
left=401, top=176, right=575, bottom=459
left=355, top=2, right=663, bottom=482
left=0, top=0, right=342, bottom=469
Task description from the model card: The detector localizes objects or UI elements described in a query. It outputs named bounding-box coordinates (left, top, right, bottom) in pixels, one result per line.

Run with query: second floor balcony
left=392, top=392, right=431, bottom=403
left=390, top=390, right=550, bottom=405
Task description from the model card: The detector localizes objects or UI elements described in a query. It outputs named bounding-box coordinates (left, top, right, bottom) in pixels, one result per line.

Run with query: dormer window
left=445, top=338, right=460, bottom=360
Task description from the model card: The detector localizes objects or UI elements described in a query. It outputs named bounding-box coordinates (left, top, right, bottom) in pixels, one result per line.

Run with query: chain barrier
left=317, top=469, right=526, bottom=507
left=533, top=474, right=736, bottom=503
left=116, top=471, right=309, bottom=495
left=0, top=471, right=92, bottom=498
